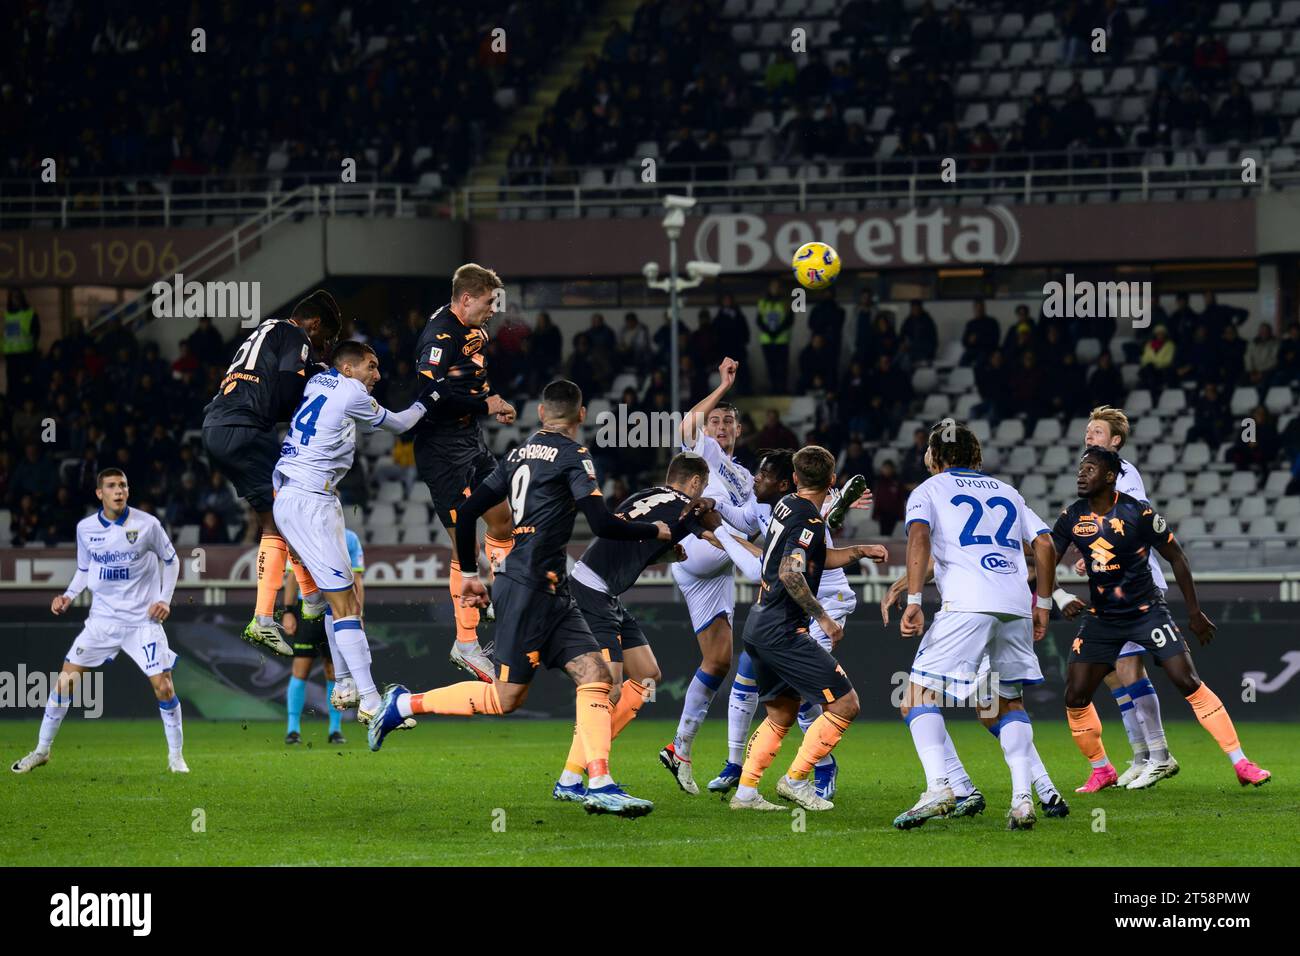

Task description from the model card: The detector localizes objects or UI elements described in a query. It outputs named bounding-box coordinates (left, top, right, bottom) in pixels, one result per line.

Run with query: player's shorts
left=743, top=605, right=854, bottom=705
left=911, top=610, right=1042, bottom=702
left=491, top=576, right=603, bottom=684
left=272, top=485, right=354, bottom=591
left=670, top=547, right=736, bottom=634
left=291, top=613, right=331, bottom=660
left=808, top=588, right=856, bottom=653
left=202, top=424, right=280, bottom=513
left=65, top=619, right=176, bottom=677
left=414, top=430, right=497, bottom=528
left=1115, top=589, right=1167, bottom=660
left=1072, top=603, right=1188, bottom=667
left=570, top=578, right=649, bottom=665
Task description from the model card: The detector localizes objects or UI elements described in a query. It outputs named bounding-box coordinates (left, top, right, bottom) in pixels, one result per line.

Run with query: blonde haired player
left=412, top=263, right=518, bottom=684
left=12, top=469, right=187, bottom=774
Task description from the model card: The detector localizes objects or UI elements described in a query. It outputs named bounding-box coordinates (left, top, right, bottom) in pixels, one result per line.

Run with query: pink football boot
left=1075, top=764, right=1119, bottom=793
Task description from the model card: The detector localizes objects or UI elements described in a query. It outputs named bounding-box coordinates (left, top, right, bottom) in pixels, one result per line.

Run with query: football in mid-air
left=792, top=241, right=841, bottom=290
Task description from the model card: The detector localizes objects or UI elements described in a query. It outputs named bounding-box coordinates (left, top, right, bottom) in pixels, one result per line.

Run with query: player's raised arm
left=680, top=356, right=738, bottom=447
left=1149, top=511, right=1215, bottom=645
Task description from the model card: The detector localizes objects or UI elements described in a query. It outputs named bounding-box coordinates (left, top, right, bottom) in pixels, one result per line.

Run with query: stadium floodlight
left=641, top=196, right=720, bottom=406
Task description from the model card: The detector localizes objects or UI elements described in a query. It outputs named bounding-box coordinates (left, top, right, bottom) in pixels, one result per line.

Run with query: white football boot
left=777, top=775, right=834, bottom=811
left=729, top=790, right=784, bottom=811
left=1126, top=755, right=1179, bottom=790
left=11, top=751, right=49, bottom=774
left=892, top=786, right=956, bottom=830
left=449, top=640, right=496, bottom=683
left=330, top=677, right=359, bottom=710
left=168, top=752, right=190, bottom=774
left=1006, top=797, right=1036, bottom=830
left=1116, top=757, right=1149, bottom=788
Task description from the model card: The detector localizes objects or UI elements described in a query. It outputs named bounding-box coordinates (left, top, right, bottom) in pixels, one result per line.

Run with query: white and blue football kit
left=62, top=507, right=180, bottom=676
left=1116, top=458, right=1167, bottom=659
left=273, top=369, right=425, bottom=592
left=670, top=430, right=754, bottom=632
left=905, top=468, right=1047, bottom=701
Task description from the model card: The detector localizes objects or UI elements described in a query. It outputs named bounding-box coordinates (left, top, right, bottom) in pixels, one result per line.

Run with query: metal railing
left=461, top=156, right=1300, bottom=218
left=89, top=183, right=420, bottom=330
left=0, top=173, right=447, bottom=230
left=3, top=147, right=1295, bottom=228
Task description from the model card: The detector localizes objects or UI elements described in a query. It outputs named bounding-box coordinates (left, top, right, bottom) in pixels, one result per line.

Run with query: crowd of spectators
left=4, top=0, right=595, bottom=190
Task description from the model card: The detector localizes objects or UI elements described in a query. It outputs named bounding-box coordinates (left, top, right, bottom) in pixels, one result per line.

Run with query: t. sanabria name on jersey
left=512, top=443, right=561, bottom=463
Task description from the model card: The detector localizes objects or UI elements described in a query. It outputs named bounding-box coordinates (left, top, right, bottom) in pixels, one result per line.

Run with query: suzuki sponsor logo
left=693, top=207, right=1020, bottom=271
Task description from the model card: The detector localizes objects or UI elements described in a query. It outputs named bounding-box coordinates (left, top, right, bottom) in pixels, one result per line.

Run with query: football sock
left=575, top=682, right=614, bottom=788
left=787, top=711, right=849, bottom=780
left=286, top=676, right=306, bottom=735
left=402, top=681, right=502, bottom=717
left=1185, top=683, right=1244, bottom=763
left=325, top=680, right=342, bottom=734
left=989, top=710, right=1035, bottom=803
left=1112, top=685, right=1149, bottom=762
left=37, top=690, right=72, bottom=754
left=1028, top=742, right=1060, bottom=801
left=290, top=560, right=319, bottom=605
left=331, top=617, right=378, bottom=711
left=941, top=729, right=976, bottom=798
left=158, top=695, right=184, bottom=753
left=1128, top=678, right=1169, bottom=761
left=324, top=607, right=349, bottom=681
left=611, top=678, right=647, bottom=738
left=448, top=559, right=481, bottom=643
left=673, top=668, right=722, bottom=760
left=739, top=716, right=788, bottom=789
left=561, top=679, right=648, bottom=783
left=904, top=705, right=950, bottom=789
left=1066, top=704, right=1110, bottom=767
left=484, top=533, right=514, bottom=572
left=726, top=652, right=759, bottom=766
left=798, top=701, right=836, bottom=768
left=255, top=532, right=288, bottom=620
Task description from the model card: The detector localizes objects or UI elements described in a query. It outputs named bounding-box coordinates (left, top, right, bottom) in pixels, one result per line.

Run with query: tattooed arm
left=779, top=548, right=842, bottom=643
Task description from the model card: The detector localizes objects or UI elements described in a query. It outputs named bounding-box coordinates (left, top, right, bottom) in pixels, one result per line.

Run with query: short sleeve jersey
left=274, top=369, right=392, bottom=494
left=1051, top=491, right=1173, bottom=620
left=904, top=468, right=1047, bottom=618
left=578, top=485, right=693, bottom=595
left=753, top=494, right=827, bottom=633
left=481, top=430, right=601, bottom=591
left=203, top=319, right=315, bottom=429
left=73, top=507, right=177, bottom=624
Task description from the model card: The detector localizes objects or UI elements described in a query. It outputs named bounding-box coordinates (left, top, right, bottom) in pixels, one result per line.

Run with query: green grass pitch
left=1, top=719, right=1295, bottom=866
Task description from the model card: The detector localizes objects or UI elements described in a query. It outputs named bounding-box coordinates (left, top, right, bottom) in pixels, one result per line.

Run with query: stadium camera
left=642, top=261, right=660, bottom=281
left=662, top=194, right=697, bottom=210
left=685, top=260, right=722, bottom=280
